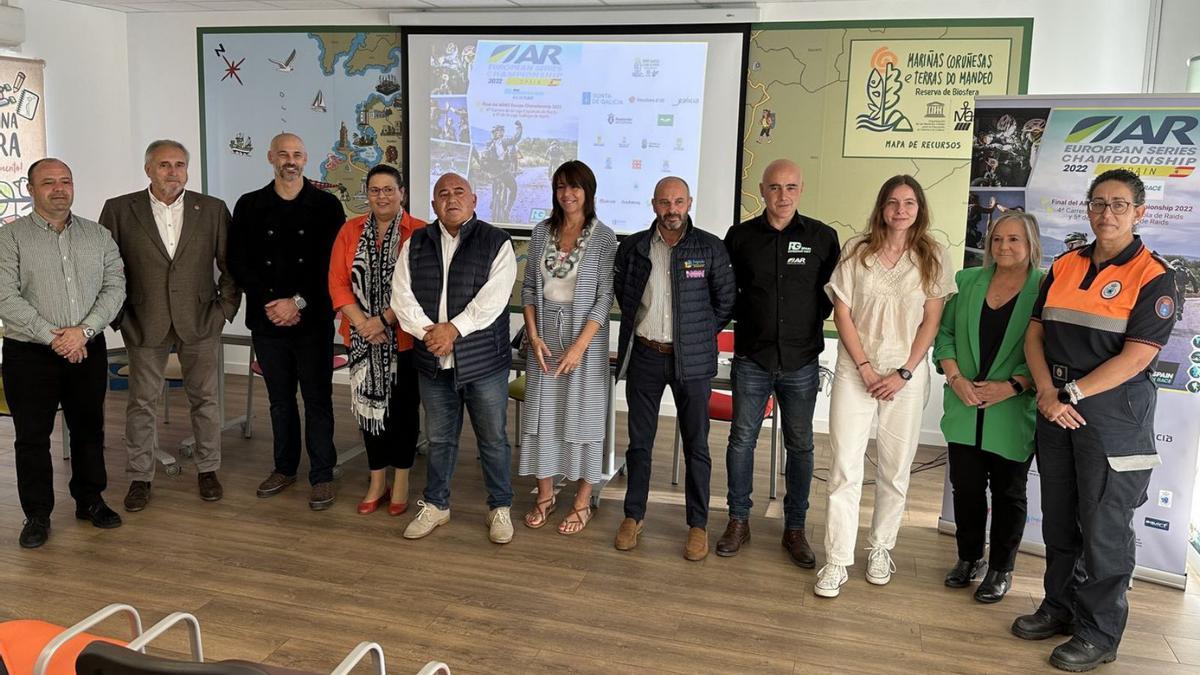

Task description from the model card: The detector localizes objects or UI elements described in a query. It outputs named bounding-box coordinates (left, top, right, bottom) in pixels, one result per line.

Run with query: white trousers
left=824, top=359, right=930, bottom=566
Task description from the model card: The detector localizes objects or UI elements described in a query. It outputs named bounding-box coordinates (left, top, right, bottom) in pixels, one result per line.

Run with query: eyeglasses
left=1087, top=200, right=1139, bottom=215
left=368, top=187, right=398, bottom=196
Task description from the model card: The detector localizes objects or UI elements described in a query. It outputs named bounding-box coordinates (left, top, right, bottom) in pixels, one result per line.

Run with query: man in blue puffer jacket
left=612, top=176, right=736, bottom=561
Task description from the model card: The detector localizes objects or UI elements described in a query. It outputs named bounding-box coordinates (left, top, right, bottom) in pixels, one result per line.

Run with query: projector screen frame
left=401, top=23, right=751, bottom=240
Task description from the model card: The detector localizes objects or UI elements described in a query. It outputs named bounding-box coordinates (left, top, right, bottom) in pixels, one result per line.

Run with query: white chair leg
left=61, top=411, right=70, bottom=461
left=776, top=405, right=784, bottom=475
left=671, top=424, right=681, bottom=486
left=514, top=401, right=521, bottom=449
left=772, top=401, right=782, bottom=497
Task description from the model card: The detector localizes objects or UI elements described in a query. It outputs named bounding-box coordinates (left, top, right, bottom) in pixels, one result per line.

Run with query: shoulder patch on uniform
left=1148, top=249, right=1173, bottom=272
left=1155, top=295, right=1175, bottom=319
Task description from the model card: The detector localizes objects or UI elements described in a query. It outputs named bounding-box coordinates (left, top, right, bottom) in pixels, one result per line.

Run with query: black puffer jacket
left=614, top=218, right=736, bottom=382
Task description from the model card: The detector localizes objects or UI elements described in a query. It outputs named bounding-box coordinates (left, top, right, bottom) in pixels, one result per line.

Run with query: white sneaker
left=403, top=500, right=450, bottom=539
left=813, top=563, right=848, bottom=598
left=487, top=506, right=514, bottom=544
left=866, top=546, right=896, bottom=585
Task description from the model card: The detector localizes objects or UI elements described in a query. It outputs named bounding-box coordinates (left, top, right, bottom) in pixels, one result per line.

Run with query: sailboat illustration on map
left=311, top=89, right=327, bottom=113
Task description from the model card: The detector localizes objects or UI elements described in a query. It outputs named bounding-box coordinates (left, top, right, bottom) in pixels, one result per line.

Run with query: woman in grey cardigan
left=519, top=160, right=617, bottom=534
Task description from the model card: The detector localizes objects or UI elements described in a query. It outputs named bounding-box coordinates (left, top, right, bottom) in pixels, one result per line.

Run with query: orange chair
left=0, top=604, right=141, bottom=675
left=671, top=331, right=783, bottom=498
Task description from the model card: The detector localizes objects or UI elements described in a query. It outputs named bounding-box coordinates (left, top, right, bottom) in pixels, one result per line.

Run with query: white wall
left=1150, top=0, right=1200, bottom=93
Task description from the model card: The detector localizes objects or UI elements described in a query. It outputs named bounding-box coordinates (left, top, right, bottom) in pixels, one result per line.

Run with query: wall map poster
left=199, top=28, right=403, bottom=217
left=740, top=19, right=1030, bottom=334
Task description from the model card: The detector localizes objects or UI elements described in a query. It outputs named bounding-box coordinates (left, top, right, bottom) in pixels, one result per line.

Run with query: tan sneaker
left=487, top=506, right=514, bottom=544
left=404, top=500, right=450, bottom=539
left=684, top=527, right=709, bottom=561
left=614, top=517, right=644, bottom=551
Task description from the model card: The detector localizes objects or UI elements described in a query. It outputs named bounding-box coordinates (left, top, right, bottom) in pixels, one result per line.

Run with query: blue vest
left=408, top=217, right=512, bottom=385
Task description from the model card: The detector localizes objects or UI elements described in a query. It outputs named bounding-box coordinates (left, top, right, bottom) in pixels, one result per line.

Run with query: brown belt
left=636, top=336, right=673, bottom=354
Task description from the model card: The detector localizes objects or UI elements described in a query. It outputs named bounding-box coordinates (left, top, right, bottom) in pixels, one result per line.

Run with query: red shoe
left=388, top=500, right=409, bottom=516
left=357, top=490, right=390, bottom=515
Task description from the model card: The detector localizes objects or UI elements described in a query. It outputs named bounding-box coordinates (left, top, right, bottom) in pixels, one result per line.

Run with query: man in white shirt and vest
left=391, top=172, right=518, bottom=545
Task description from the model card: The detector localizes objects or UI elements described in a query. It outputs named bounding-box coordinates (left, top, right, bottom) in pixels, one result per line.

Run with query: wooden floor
left=2, top=373, right=1200, bottom=674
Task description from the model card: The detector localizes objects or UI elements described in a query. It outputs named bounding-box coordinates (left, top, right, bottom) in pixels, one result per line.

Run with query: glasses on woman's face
left=368, top=186, right=397, bottom=197
left=1087, top=199, right=1137, bottom=215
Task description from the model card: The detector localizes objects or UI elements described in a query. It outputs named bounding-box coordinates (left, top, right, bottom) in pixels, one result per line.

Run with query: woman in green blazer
left=934, top=211, right=1044, bottom=604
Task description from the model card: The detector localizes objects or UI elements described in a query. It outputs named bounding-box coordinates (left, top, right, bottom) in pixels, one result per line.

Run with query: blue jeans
left=725, top=356, right=819, bottom=529
left=418, top=368, right=513, bottom=510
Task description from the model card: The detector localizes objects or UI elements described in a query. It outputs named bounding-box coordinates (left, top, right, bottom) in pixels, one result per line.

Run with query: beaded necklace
left=544, top=220, right=593, bottom=279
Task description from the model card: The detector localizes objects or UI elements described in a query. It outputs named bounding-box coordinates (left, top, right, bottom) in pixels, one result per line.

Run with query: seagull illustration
left=269, top=49, right=296, bottom=72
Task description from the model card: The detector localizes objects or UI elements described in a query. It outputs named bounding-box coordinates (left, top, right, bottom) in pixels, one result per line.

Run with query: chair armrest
left=329, top=641, right=385, bottom=675
left=33, top=604, right=143, bottom=675
left=126, top=612, right=204, bottom=661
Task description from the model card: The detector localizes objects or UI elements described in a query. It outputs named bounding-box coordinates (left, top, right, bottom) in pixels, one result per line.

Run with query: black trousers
left=623, top=341, right=712, bottom=528
left=1036, top=416, right=1152, bottom=651
left=361, top=350, right=421, bottom=471
left=252, top=328, right=336, bottom=485
left=947, top=441, right=1032, bottom=570
left=2, top=336, right=109, bottom=518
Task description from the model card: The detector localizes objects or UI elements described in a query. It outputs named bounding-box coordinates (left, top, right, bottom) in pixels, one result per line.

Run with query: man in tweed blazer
left=100, top=140, right=241, bottom=510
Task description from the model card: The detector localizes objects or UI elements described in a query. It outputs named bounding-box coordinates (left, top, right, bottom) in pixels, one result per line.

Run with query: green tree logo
left=856, top=47, right=913, bottom=133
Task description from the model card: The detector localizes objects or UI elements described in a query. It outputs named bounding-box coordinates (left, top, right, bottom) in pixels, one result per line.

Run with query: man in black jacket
left=228, top=133, right=345, bottom=510
left=612, top=176, right=735, bottom=561
left=718, top=159, right=840, bottom=567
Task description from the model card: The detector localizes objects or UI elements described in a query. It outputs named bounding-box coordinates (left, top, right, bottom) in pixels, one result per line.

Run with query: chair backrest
left=75, top=642, right=275, bottom=675
left=716, top=330, right=735, bottom=354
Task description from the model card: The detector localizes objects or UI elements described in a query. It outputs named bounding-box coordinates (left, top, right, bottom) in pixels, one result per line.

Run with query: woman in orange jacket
left=328, top=164, right=426, bottom=515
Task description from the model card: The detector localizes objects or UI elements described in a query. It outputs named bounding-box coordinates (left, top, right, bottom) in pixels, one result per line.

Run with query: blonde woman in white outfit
left=815, top=175, right=956, bottom=598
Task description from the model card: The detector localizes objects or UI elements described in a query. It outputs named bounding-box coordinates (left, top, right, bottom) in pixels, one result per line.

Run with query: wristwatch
left=896, top=367, right=912, bottom=381
left=82, top=327, right=96, bottom=340
left=292, top=294, right=307, bottom=310
left=1057, top=380, right=1084, bottom=405
left=1008, top=377, right=1024, bottom=395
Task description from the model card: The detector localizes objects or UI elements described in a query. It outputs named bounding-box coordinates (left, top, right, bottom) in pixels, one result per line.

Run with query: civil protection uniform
left=1031, top=235, right=1176, bottom=651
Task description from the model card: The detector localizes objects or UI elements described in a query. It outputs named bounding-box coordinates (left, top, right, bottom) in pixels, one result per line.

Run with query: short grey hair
left=144, top=139, right=190, bottom=165
left=983, top=211, right=1044, bottom=270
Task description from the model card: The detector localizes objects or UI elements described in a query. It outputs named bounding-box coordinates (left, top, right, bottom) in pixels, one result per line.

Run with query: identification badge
left=788, top=241, right=812, bottom=254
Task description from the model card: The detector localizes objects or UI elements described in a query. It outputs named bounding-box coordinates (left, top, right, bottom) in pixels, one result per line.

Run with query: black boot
left=973, top=569, right=1012, bottom=603
left=1049, top=636, right=1117, bottom=672
left=944, top=559, right=986, bottom=588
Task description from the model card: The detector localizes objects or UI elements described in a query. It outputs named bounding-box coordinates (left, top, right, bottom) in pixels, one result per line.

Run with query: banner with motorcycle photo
left=942, top=94, right=1200, bottom=588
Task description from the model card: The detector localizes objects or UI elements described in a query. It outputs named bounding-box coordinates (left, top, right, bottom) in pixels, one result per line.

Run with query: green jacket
left=933, top=265, right=1044, bottom=462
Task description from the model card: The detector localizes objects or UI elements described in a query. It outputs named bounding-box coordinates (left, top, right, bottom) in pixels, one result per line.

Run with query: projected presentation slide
left=408, top=31, right=744, bottom=235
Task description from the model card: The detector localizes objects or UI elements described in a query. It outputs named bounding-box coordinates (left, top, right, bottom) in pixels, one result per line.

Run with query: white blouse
left=543, top=255, right=579, bottom=304
left=825, top=234, right=957, bottom=370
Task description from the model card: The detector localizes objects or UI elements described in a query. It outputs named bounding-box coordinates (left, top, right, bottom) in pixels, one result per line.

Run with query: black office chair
left=75, top=642, right=284, bottom=674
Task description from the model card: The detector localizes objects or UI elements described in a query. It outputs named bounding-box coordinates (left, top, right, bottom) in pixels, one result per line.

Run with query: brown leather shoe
left=715, top=518, right=750, bottom=557
left=614, top=517, right=644, bottom=551
left=198, top=472, right=223, bottom=502
left=782, top=528, right=816, bottom=568
left=256, top=472, right=296, bottom=498
left=309, top=482, right=336, bottom=511
left=123, top=481, right=151, bottom=512
left=684, top=527, right=709, bottom=561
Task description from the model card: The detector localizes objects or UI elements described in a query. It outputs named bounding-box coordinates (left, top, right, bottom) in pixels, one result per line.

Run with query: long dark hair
left=852, top=175, right=942, bottom=295
left=548, top=160, right=597, bottom=233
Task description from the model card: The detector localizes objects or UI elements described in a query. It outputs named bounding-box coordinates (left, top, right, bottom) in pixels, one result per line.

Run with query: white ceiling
left=60, top=0, right=769, bottom=11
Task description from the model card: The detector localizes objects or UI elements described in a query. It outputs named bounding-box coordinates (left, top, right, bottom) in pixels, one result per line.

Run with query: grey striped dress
left=517, top=218, right=616, bottom=483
